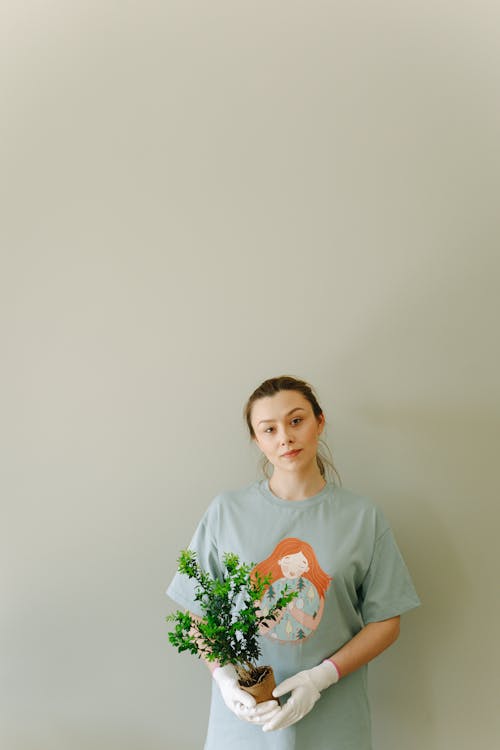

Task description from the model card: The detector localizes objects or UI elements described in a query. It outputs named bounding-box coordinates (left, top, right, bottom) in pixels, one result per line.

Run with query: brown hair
left=243, top=375, right=342, bottom=485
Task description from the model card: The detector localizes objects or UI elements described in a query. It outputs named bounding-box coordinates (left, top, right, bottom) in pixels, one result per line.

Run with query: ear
left=317, top=412, right=325, bottom=436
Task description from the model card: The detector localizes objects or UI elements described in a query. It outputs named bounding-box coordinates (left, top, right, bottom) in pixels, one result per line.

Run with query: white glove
left=213, top=664, right=281, bottom=725
left=262, top=660, right=340, bottom=732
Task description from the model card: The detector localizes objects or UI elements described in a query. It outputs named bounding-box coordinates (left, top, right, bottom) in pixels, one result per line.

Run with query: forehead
left=281, top=552, right=306, bottom=560
left=251, top=391, right=311, bottom=423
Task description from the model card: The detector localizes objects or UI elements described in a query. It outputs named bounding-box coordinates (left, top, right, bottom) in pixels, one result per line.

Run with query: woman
left=166, top=375, right=421, bottom=749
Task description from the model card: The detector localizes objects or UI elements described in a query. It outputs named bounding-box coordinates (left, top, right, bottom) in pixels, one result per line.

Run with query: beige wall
left=2, top=2, right=499, bottom=749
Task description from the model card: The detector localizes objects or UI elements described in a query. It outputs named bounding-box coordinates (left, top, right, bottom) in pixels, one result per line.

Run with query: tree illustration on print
left=252, top=538, right=332, bottom=644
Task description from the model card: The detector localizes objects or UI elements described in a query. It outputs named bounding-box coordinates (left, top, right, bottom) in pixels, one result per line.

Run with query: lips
left=282, top=449, right=302, bottom=458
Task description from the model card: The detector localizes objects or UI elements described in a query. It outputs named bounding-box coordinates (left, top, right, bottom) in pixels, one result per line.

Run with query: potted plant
left=166, top=549, right=298, bottom=702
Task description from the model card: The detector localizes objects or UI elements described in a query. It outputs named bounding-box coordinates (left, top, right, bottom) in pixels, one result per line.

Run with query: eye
left=264, top=417, right=302, bottom=433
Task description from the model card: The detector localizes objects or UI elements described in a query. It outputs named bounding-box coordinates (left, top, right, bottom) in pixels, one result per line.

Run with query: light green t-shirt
left=166, top=479, right=421, bottom=750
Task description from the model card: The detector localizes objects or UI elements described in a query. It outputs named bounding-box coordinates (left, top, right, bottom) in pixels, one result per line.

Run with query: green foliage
left=166, top=549, right=298, bottom=681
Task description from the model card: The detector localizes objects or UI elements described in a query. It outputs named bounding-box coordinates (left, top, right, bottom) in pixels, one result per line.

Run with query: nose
left=278, top=426, right=294, bottom=445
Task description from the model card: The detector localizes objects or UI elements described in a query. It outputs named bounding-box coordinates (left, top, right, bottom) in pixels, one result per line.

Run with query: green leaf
left=166, top=549, right=296, bottom=672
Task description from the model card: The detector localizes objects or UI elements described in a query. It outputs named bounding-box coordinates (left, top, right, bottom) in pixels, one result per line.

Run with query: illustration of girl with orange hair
left=252, top=538, right=332, bottom=644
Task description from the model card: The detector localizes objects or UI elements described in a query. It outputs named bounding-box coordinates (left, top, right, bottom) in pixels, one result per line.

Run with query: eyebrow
left=257, top=407, right=306, bottom=426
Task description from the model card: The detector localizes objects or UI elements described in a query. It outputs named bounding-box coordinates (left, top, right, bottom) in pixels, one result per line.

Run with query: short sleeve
left=358, top=522, right=421, bottom=624
left=165, top=499, right=222, bottom=616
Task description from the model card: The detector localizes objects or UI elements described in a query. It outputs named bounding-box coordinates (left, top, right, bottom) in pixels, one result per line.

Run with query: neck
left=268, top=467, right=326, bottom=501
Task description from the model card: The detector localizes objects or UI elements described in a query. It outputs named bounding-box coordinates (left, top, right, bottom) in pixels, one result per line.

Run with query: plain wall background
left=2, top=2, right=499, bottom=749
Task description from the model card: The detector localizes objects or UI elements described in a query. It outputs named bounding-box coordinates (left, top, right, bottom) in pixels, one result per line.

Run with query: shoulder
left=333, top=485, right=377, bottom=513
left=201, top=480, right=263, bottom=517
left=332, top=485, right=390, bottom=538
left=209, top=480, right=262, bottom=511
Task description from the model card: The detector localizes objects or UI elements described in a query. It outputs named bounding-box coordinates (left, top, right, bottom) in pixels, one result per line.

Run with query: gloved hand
left=213, top=664, right=281, bottom=725
left=262, top=659, right=340, bottom=732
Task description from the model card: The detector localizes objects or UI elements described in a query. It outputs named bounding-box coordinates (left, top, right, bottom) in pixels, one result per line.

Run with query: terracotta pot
left=239, top=666, right=277, bottom=704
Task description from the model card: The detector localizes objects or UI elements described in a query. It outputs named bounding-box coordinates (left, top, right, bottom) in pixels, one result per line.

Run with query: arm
left=287, top=596, right=325, bottom=631
left=256, top=601, right=285, bottom=634
left=263, top=616, right=401, bottom=733
left=326, top=615, right=401, bottom=678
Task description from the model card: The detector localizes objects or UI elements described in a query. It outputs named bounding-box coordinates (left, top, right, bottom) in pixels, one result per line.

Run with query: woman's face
left=250, top=390, right=324, bottom=473
left=278, top=551, right=309, bottom=579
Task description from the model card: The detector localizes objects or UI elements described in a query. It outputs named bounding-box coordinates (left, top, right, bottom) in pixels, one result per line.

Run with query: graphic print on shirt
left=252, top=537, right=333, bottom=644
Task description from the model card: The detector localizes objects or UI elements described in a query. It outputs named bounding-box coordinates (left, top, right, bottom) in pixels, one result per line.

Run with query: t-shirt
left=166, top=479, right=421, bottom=750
